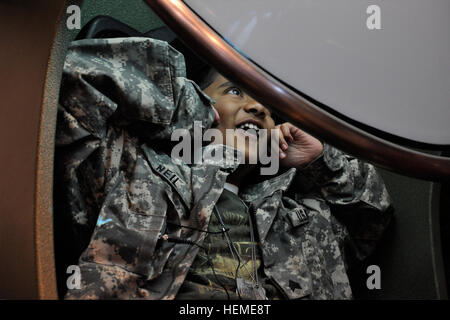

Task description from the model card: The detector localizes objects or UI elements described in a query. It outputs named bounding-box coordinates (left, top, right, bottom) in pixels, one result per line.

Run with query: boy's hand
left=273, top=122, right=323, bottom=168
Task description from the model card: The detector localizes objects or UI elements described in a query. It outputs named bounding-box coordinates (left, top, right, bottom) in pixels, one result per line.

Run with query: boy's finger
left=272, top=139, right=286, bottom=159
left=272, top=128, right=287, bottom=157
left=280, top=123, right=294, bottom=142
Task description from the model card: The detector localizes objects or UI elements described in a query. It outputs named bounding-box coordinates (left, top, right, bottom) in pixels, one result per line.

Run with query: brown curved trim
left=34, top=0, right=62, bottom=298
left=146, top=0, right=450, bottom=182
left=36, top=0, right=81, bottom=299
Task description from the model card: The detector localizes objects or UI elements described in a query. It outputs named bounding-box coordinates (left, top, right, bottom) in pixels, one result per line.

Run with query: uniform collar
left=223, top=182, right=239, bottom=195
left=194, top=143, right=243, bottom=171
left=197, top=143, right=298, bottom=202
left=240, top=167, right=298, bottom=203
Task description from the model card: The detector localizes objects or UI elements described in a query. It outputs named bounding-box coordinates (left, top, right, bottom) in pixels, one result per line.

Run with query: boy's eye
left=226, top=87, right=242, bottom=96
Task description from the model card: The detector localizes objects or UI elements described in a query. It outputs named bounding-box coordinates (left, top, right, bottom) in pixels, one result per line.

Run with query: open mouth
left=236, top=121, right=262, bottom=137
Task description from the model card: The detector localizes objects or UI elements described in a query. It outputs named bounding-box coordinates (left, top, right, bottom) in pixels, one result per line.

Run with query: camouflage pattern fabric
left=55, top=37, right=393, bottom=300
left=176, top=189, right=283, bottom=300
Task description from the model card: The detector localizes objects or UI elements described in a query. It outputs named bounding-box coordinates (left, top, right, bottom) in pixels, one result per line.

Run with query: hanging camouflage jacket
left=55, top=37, right=393, bottom=300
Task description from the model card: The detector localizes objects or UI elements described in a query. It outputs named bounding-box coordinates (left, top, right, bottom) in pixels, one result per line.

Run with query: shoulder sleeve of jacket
left=54, top=37, right=215, bottom=264
left=293, top=143, right=394, bottom=260
left=56, top=37, right=215, bottom=146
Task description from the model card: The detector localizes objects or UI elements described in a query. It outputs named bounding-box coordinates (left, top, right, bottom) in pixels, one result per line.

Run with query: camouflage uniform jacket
left=56, top=37, right=393, bottom=300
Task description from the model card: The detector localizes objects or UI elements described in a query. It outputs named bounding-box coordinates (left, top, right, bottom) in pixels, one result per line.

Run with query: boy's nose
left=243, top=97, right=268, bottom=119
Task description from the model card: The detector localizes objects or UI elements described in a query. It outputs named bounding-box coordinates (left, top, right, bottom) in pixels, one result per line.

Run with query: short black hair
left=191, top=65, right=218, bottom=90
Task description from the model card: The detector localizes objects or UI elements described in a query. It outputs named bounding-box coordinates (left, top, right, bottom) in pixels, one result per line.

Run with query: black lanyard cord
left=166, top=221, right=230, bottom=234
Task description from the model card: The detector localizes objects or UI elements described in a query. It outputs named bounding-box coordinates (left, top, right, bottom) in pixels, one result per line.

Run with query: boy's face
left=203, top=73, right=276, bottom=161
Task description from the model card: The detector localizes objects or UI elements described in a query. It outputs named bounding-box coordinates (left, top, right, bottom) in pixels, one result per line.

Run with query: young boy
left=55, top=36, right=392, bottom=300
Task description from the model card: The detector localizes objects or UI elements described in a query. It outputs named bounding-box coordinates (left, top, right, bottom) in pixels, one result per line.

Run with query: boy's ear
left=212, top=105, right=220, bottom=124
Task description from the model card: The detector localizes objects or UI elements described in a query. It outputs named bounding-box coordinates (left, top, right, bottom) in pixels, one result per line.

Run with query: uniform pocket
left=264, top=254, right=313, bottom=299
